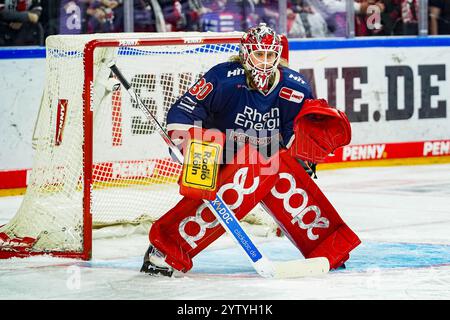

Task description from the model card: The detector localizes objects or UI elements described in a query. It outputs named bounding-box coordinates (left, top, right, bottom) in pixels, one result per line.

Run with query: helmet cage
left=241, top=43, right=282, bottom=75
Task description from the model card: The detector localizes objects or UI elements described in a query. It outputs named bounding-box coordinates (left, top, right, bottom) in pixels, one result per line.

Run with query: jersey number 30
left=189, top=78, right=213, bottom=100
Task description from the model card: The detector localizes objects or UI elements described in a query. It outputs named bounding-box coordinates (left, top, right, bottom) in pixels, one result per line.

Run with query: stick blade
left=273, top=257, right=330, bottom=279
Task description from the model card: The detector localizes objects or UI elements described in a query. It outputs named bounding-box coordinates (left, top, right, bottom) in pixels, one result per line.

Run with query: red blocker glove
left=170, top=127, right=225, bottom=201
left=288, top=99, right=351, bottom=163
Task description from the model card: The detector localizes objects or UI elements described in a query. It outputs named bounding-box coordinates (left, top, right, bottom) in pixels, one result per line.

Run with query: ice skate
left=140, top=244, right=174, bottom=277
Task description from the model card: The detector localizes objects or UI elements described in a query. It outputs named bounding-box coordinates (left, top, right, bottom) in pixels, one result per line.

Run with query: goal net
left=0, top=32, right=278, bottom=260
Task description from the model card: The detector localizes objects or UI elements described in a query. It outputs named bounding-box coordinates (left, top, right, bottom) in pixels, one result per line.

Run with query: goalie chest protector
left=167, top=61, right=315, bottom=148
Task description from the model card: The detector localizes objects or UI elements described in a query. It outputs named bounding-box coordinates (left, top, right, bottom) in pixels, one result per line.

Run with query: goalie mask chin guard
left=240, top=23, right=282, bottom=93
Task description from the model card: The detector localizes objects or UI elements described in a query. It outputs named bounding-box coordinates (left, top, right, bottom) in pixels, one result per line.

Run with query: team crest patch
left=279, top=87, right=304, bottom=103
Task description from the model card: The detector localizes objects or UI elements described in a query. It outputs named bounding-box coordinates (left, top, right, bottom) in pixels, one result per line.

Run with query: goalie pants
left=149, top=144, right=360, bottom=272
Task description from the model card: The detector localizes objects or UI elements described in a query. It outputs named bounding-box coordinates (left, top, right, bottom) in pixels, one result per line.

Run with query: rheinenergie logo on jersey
left=234, top=106, right=280, bottom=130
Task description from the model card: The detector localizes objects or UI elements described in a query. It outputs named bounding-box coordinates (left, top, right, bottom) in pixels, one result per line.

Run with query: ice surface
left=0, top=164, right=449, bottom=300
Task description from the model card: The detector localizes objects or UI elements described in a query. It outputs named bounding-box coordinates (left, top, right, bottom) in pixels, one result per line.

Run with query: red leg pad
left=261, top=150, right=361, bottom=269
left=149, top=144, right=279, bottom=272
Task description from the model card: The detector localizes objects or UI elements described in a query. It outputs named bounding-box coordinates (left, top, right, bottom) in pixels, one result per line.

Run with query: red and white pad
left=149, top=144, right=279, bottom=272
left=261, top=150, right=361, bottom=269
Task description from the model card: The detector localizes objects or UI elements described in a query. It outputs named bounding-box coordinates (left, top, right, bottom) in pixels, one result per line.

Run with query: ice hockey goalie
left=140, top=23, right=361, bottom=277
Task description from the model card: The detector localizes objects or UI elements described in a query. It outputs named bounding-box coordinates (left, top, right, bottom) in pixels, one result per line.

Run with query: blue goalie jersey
left=166, top=61, right=314, bottom=153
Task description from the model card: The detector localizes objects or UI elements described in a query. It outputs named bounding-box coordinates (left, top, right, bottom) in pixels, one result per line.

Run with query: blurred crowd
left=1, top=0, right=449, bottom=46
left=287, top=0, right=449, bottom=37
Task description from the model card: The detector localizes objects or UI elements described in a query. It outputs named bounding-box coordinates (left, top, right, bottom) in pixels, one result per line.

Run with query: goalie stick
left=109, top=63, right=329, bottom=278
